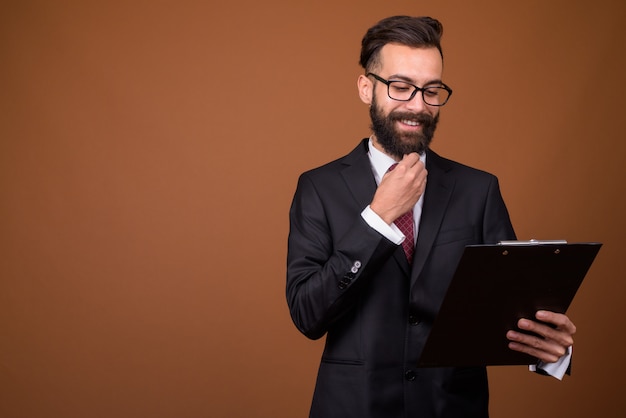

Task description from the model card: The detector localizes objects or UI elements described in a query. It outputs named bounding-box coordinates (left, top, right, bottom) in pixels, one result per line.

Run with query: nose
left=404, top=90, right=429, bottom=112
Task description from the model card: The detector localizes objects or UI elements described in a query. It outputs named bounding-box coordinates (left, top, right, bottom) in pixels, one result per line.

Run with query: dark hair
left=359, top=16, right=444, bottom=72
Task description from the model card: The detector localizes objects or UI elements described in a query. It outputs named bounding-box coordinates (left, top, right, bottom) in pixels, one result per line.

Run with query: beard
left=369, top=96, right=439, bottom=159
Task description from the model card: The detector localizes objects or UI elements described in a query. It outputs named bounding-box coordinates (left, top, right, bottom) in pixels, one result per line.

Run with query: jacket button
left=408, top=314, right=420, bottom=325
left=405, top=370, right=416, bottom=381
left=339, top=275, right=352, bottom=288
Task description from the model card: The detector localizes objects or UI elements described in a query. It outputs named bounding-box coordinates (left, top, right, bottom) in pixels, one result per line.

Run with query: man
left=286, top=16, right=575, bottom=418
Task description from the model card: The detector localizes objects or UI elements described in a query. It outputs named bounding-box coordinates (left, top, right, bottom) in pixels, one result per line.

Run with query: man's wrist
left=361, top=205, right=405, bottom=244
left=529, top=346, right=572, bottom=380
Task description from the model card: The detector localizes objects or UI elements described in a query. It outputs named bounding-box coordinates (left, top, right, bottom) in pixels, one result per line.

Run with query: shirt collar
left=367, top=137, right=426, bottom=184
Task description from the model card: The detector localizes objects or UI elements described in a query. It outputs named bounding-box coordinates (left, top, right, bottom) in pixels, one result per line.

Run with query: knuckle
left=530, top=338, right=543, bottom=349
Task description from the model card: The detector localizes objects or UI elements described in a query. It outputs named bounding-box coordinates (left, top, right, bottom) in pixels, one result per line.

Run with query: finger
left=400, top=157, right=427, bottom=180
left=386, top=158, right=425, bottom=182
left=507, top=341, right=564, bottom=363
left=517, top=318, right=574, bottom=348
left=392, top=155, right=420, bottom=175
left=536, top=311, right=577, bottom=335
left=400, top=152, right=421, bottom=166
left=506, top=331, right=567, bottom=363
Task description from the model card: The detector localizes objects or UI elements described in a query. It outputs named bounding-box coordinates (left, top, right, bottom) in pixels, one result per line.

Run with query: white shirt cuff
left=528, top=346, right=572, bottom=380
left=361, top=205, right=405, bottom=245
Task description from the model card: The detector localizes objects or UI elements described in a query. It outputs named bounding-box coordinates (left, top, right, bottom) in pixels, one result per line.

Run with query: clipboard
left=417, top=241, right=602, bottom=367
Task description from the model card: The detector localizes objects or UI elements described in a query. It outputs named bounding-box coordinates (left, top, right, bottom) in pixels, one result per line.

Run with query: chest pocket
left=432, top=226, right=478, bottom=247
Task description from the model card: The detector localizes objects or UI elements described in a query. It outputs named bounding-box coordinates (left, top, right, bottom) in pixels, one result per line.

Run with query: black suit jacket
left=287, top=139, right=516, bottom=418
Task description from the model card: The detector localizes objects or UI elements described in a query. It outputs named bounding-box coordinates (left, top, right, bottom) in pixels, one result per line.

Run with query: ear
left=357, top=74, right=373, bottom=105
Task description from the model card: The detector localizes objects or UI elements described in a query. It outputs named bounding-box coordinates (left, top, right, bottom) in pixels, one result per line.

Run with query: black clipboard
left=417, top=241, right=602, bottom=367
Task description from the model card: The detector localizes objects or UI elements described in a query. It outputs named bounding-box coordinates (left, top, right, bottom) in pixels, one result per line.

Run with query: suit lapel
left=410, top=150, right=455, bottom=285
left=340, top=139, right=378, bottom=211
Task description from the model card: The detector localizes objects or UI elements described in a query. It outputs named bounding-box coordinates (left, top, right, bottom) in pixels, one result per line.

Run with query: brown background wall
left=1, top=1, right=625, bottom=417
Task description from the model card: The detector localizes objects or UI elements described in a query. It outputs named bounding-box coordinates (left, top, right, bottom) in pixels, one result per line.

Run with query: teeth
left=401, top=119, right=420, bottom=126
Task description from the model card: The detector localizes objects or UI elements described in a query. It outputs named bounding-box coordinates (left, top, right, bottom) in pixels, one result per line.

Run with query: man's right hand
left=370, top=153, right=427, bottom=225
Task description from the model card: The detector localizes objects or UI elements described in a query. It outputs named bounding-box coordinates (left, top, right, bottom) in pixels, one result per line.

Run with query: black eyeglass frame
left=366, top=73, right=453, bottom=106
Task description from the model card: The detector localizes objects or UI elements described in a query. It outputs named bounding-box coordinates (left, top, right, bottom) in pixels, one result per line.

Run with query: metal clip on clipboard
left=499, top=239, right=568, bottom=246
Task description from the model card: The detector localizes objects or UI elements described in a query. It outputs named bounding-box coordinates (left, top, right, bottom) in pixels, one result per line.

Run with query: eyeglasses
left=367, top=73, right=453, bottom=106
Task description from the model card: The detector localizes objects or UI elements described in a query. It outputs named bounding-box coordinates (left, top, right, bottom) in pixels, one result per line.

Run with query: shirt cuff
left=528, top=346, right=572, bottom=380
left=361, top=205, right=405, bottom=245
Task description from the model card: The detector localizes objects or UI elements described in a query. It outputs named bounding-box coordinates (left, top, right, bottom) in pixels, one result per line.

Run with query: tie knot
left=387, top=163, right=399, bottom=173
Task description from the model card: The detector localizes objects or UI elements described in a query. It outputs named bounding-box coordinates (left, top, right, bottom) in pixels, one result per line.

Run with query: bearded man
left=286, top=15, right=575, bottom=418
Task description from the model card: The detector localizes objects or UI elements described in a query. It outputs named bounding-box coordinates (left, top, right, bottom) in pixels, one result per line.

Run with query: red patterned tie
left=388, top=164, right=415, bottom=264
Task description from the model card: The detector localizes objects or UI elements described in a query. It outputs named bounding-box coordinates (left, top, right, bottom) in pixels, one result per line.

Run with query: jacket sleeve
left=481, top=175, right=517, bottom=243
left=286, top=172, right=397, bottom=340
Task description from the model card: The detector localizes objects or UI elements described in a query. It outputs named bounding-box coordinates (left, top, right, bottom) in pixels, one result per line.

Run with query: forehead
left=377, top=44, right=443, bottom=82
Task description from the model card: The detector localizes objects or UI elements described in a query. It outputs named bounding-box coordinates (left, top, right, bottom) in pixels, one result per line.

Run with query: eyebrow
left=387, top=74, right=444, bottom=87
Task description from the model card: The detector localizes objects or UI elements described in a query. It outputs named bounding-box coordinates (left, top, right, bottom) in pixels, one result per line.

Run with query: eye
left=389, top=82, right=412, bottom=92
left=423, top=87, right=441, bottom=97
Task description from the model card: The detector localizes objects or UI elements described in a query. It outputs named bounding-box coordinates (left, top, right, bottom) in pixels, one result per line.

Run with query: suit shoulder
left=297, top=139, right=368, bottom=181
left=429, top=150, right=499, bottom=181
left=300, top=155, right=347, bottom=178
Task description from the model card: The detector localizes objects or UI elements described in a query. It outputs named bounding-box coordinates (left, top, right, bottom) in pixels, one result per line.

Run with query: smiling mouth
left=400, top=119, right=421, bottom=127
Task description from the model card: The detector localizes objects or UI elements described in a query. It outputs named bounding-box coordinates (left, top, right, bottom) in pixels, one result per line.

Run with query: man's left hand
left=506, top=310, right=576, bottom=363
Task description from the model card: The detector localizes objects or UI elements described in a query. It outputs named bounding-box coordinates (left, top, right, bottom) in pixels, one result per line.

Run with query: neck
left=370, top=135, right=400, bottom=161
